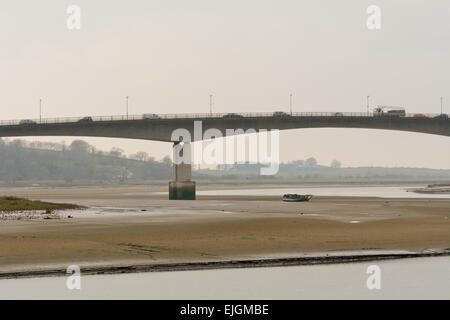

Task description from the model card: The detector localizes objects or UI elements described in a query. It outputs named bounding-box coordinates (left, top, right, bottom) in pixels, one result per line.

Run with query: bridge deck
left=0, top=111, right=446, bottom=126
left=0, top=112, right=448, bottom=141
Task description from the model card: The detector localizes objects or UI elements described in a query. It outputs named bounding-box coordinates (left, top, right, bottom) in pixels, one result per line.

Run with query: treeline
left=203, top=159, right=450, bottom=182
left=0, top=138, right=449, bottom=185
left=207, top=162, right=450, bottom=182
left=0, top=139, right=172, bottom=183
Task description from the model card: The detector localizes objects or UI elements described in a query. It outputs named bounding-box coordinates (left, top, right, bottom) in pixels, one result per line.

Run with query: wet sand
left=0, top=185, right=449, bottom=276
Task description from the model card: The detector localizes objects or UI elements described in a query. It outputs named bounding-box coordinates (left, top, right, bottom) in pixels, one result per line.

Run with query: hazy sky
left=1, top=0, right=450, bottom=168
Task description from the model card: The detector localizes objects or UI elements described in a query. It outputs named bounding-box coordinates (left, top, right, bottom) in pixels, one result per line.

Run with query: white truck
left=373, top=105, right=406, bottom=117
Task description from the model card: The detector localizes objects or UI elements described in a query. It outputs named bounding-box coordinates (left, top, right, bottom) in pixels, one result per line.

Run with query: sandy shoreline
left=1, top=250, right=449, bottom=280
left=0, top=185, right=449, bottom=277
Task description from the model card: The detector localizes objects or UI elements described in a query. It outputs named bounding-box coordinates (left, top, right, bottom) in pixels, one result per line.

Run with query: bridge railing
left=0, top=111, right=446, bottom=126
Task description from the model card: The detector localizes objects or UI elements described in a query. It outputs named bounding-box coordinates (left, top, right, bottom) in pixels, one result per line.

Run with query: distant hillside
left=0, top=138, right=449, bottom=186
left=0, top=139, right=172, bottom=184
left=200, top=162, right=450, bottom=184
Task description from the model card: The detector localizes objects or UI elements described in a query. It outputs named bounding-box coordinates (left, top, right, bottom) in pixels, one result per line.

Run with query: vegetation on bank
left=0, top=138, right=449, bottom=186
left=0, top=196, right=83, bottom=212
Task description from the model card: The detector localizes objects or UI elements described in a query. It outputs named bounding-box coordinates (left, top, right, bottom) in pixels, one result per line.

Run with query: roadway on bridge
left=0, top=112, right=449, bottom=142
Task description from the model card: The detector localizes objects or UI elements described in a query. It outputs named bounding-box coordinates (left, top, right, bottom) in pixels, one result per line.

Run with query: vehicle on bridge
left=78, top=116, right=93, bottom=123
left=434, top=114, right=449, bottom=119
left=413, top=114, right=429, bottom=118
left=373, top=106, right=406, bottom=117
left=143, top=113, right=160, bottom=119
left=223, top=113, right=244, bottom=118
left=19, top=119, right=36, bottom=125
left=273, top=111, right=290, bottom=117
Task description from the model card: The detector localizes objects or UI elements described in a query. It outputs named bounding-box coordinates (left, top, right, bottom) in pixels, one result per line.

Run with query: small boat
left=282, top=194, right=312, bottom=202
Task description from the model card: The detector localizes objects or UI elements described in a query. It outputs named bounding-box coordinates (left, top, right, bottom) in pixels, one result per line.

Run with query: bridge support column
left=169, top=142, right=196, bottom=200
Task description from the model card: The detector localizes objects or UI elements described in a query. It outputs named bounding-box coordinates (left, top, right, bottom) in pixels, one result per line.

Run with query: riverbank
left=1, top=250, right=449, bottom=280
left=0, top=185, right=449, bottom=277
left=408, top=184, right=450, bottom=194
left=0, top=196, right=83, bottom=212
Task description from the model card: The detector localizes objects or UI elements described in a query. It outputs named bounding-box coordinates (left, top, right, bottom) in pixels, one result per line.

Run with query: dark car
left=334, top=112, right=344, bottom=117
left=19, top=119, right=37, bottom=125
left=143, top=113, right=160, bottom=119
left=222, top=113, right=243, bottom=118
left=273, top=111, right=290, bottom=117
left=434, top=114, right=448, bottom=119
left=78, top=116, right=93, bottom=123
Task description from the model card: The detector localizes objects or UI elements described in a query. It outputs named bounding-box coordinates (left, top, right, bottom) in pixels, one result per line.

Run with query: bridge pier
left=169, top=141, right=196, bottom=200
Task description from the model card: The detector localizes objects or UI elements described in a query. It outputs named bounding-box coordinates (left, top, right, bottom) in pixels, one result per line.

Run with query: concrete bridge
left=0, top=111, right=449, bottom=199
left=0, top=112, right=449, bottom=141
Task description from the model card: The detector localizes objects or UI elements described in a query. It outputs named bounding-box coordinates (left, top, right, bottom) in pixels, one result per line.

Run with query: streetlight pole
left=290, top=93, right=293, bottom=115
left=441, top=96, right=443, bottom=114
left=367, top=95, right=370, bottom=115
left=126, top=96, right=129, bottom=119
left=39, top=98, right=42, bottom=123
left=210, top=94, right=213, bottom=115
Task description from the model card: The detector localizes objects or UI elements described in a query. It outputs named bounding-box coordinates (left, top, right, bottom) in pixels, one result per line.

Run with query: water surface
left=197, top=186, right=450, bottom=199
left=1, top=257, right=448, bottom=299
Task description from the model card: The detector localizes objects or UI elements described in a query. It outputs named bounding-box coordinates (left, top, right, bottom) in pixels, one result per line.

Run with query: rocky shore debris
left=408, top=184, right=450, bottom=194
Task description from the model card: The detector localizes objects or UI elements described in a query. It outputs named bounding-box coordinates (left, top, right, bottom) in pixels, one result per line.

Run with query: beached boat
left=282, top=194, right=313, bottom=202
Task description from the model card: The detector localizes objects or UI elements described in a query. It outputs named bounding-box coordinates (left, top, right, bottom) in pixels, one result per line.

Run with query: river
left=197, top=185, right=450, bottom=199
left=1, top=256, right=449, bottom=299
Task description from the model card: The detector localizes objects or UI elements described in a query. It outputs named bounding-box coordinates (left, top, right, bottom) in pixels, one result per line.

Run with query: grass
left=0, top=196, right=84, bottom=212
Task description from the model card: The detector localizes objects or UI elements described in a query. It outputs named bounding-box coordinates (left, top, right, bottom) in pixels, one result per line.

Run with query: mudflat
left=0, top=185, right=449, bottom=274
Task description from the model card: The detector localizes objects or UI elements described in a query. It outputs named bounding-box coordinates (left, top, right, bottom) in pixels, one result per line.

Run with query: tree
left=331, top=160, right=342, bottom=168
left=70, top=140, right=91, bottom=154
left=292, top=160, right=305, bottom=167
left=109, top=147, right=124, bottom=157
left=305, top=157, right=317, bottom=167
left=162, top=156, right=172, bottom=166
left=130, top=151, right=149, bottom=161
